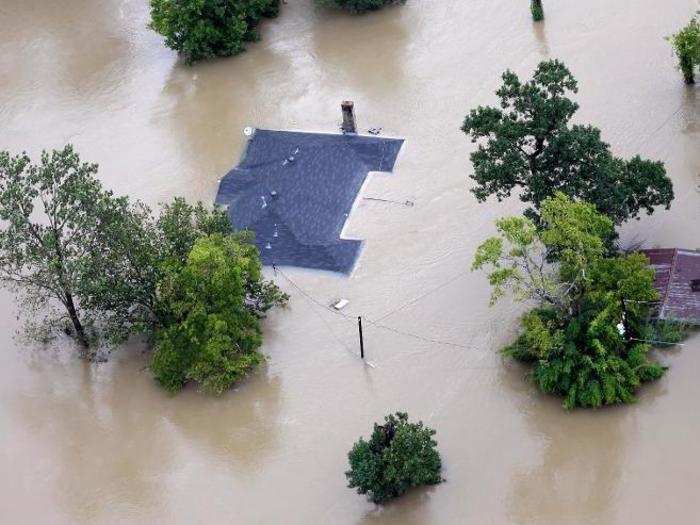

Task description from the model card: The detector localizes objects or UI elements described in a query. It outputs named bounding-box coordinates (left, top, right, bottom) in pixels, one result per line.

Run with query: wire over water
left=275, top=268, right=476, bottom=350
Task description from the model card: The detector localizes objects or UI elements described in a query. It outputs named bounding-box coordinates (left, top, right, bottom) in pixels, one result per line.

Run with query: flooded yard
left=1, top=0, right=699, bottom=523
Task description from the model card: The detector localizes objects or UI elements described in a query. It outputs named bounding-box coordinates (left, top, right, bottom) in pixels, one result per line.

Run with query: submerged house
left=642, top=248, right=700, bottom=325
left=216, top=128, right=404, bottom=274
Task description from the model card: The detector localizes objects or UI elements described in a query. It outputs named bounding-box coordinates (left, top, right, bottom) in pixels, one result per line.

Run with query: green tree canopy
left=668, top=15, right=700, bottom=84
left=473, top=193, right=665, bottom=408
left=462, top=60, right=674, bottom=224
left=531, top=0, right=544, bottom=21
left=82, top=198, right=286, bottom=347
left=0, top=146, right=132, bottom=354
left=150, top=234, right=273, bottom=394
left=149, top=0, right=280, bottom=64
left=0, top=146, right=286, bottom=391
left=346, top=412, right=442, bottom=503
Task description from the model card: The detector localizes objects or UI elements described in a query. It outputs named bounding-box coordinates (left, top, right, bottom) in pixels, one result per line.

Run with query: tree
left=82, top=198, right=287, bottom=346
left=668, top=15, right=700, bottom=84
left=316, top=0, right=405, bottom=13
left=461, top=60, right=674, bottom=225
left=472, top=194, right=666, bottom=408
left=149, top=0, right=280, bottom=64
left=472, top=193, right=613, bottom=312
left=531, top=0, right=544, bottom=21
left=0, top=146, right=135, bottom=354
left=346, top=412, right=442, bottom=503
left=150, top=234, right=273, bottom=394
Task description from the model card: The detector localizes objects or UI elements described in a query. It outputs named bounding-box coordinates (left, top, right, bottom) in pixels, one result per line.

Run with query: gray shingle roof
left=216, top=129, right=404, bottom=273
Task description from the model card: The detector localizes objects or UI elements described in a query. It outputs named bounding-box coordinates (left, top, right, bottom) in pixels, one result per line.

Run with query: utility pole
left=358, top=316, right=365, bottom=359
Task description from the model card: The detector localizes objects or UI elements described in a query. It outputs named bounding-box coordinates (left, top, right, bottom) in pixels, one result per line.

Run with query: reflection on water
left=532, top=20, right=550, bottom=57
left=1, top=0, right=699, bottom=523
left=310, top=9, right=409, bottom=105
left=507, top=400, right=626, bottom=525
left=163, top=367, right=283, bottom=473
left=1, top=343, right=172, bottom=522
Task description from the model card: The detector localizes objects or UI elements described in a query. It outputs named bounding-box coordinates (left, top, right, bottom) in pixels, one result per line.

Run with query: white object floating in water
left=265, top=242, right=272, bottom=250
left=243, top=126, right=254, bottom=137
left=333, top=299, right=350, bottom=310
left=260, top=196, right=267, bottom=209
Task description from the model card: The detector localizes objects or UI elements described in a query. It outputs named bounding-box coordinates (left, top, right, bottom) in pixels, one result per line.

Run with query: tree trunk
left=65, top=292, right=89, bottom=350
left=680, top=53, right=695, bottom=84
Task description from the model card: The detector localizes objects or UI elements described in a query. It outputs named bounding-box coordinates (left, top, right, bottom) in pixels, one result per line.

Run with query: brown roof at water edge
left=642, top=248, right=700, bottom=325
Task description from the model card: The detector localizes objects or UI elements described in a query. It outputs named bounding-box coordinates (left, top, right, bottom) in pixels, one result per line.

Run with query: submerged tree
left=316, top=0, right=405, bottom=13
left=531, top=0, right=544, bottom=21
left=83, top=198, right=287, bottom=346
left=0, top=146, right=132, bottom=354
left=0, top=145, right=287, bottom=379
left=472, top=194, right=666, bottom=409
left=346, top=412, right=442, bottom=503
left=150, top=234, right=275, bottom=394
left=668, top=15, right=700, bottom=84
left=82, top=198, right=287, bottom=392
left=149, top=0, right=280, bottom=64
left=462, top=60, right=674, bottom=225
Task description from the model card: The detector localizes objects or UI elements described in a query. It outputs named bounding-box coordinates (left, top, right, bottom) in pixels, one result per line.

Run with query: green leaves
left=0, top=146, right=131, bottom=353
left=151, top=234, right=269, bottom=394
left=668, top=15, right=700, bottom=83
left=149, top=0, right=280, bottom=64
left=346, top=412, right=442, bottom=503
left=530, top=0, right=544, bottom=21
left=84, top=196, right=287, bottom=350
left=0, top=146, right=287, bottom=380
left=462, top=60, right=674, bottom=224
left=474, top=194, right=667, bottom=408
left=472, top=193, right=605, bottom=310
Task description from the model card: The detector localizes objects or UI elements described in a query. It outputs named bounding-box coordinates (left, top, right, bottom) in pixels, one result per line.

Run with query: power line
left=275, top=268, right=354, bottom=322
left=373, top=270, right=468, bottom=323
left=275, top=268, right=475, bottom=350
left=275, top=268, right=360, bottom=355
left=365, top=318, right=474, bottom=350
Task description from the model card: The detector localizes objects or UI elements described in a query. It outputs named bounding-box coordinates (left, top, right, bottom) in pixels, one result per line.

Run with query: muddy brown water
left=1, top=0, right=699, bottom=523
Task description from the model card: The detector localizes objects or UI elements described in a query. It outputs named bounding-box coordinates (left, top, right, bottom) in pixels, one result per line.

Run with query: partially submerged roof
left=216, top=129, right=404, bottom=273
left=642, top=248, right=700, bottom=325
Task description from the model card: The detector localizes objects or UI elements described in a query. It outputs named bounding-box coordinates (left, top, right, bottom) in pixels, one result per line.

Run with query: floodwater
left=1, top=0, right=699, bottom=523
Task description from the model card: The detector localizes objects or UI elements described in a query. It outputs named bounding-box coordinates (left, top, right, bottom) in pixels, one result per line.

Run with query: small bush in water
left=317, top=0, right=405, bottom=13
left=667, top=15, right=700, bottom=84
left=531, top=0, right=544, bottom=21
left=346, top=412, right=442, bottom=503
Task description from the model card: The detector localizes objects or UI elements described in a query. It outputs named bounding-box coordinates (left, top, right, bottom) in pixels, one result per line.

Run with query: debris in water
left=333, top=299, right=350, bottom=310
